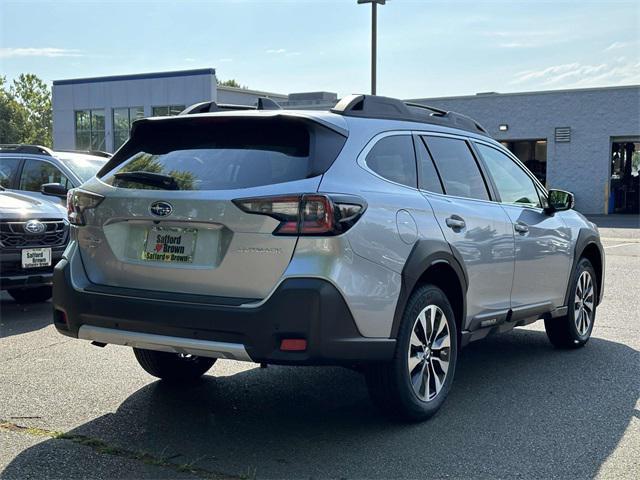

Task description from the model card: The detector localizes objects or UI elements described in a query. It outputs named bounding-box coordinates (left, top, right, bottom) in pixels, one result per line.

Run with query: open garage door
left=500, top=139, right=547, bottom=185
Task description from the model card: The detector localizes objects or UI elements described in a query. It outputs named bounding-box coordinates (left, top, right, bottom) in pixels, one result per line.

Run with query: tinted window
left=424, top=136, right=489, bottom=200
left=19, top=160, right=70, bottom=192
left=415, top=137, right=443, bottom=194
left=102, top=117, right=346, bottom=191
left=0, top=157, right=21, bottom=188
left=365, top=135, right=417, bottom=187
left=476, top=143, right=541, bottom=207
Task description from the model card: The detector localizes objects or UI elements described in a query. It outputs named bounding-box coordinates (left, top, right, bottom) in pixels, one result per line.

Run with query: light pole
left=357, top=0, right=387, bottom=95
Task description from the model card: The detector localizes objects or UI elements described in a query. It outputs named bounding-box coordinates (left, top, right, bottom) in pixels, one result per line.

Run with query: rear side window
left=0, top=157, right=21, bottom=188
left=101, top=117, right=346, bottom=191
left=365, top=135, right=417, bottom=188
left=423, top=136, right=489, bottom=201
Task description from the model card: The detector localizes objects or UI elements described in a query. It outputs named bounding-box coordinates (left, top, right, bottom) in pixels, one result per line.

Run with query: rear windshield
left=101, top=116, right=346, bottom=191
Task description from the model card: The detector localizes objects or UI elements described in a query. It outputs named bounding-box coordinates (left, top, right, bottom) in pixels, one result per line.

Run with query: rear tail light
left=67, top=189, right=104, bottom=226
left=233, top=194, right=366, bottom=236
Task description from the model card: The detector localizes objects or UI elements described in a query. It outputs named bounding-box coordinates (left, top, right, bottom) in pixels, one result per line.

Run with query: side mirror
left=41, top=182, right=68, bottom=198
left=547, top=189, right=574, bottom=212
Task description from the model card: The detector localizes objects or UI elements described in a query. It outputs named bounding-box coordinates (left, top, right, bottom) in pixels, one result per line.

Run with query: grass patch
left=1, top=419, right=243, bottom=479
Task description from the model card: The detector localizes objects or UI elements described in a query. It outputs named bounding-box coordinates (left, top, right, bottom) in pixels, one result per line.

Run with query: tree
left=0, top=74, right=52, bottom=146
left=217, top=79, right=248, bottom=89
left=119, top=153, right=196, bottom=190
left=0, top=76, right=27, bottom=144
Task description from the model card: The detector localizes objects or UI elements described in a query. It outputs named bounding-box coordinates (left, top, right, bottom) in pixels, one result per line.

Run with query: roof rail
left=330, top=94, right=489, bottom=136
left=0, top=144, right=54, bottom=156
left=179, top=96, right=282, bottom=115
left=54, top=149, right=112, bottom=158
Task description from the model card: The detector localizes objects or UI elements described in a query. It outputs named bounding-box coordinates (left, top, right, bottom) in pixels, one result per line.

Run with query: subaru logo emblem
left=24, top=220, right=46, bottom=234
left=150, top=201, right=173, bottom=217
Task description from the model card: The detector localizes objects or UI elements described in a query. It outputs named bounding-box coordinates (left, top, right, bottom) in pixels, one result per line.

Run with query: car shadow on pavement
left=0, top=295, right=51, bottom=338
left=2, top=329, right=639, bottom=479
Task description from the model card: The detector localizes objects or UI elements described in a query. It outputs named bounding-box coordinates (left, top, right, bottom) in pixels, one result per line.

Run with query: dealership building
left=409, top=86, right=639, bottom=215
left=52, top=68, right=287, bottom=153
left=52, top=69, right=639, bottom=215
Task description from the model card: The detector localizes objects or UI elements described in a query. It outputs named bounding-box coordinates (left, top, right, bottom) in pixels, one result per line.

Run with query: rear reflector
left=280, top=338, right=307, bottom=351
left=53, top=309, right=68, bottom=329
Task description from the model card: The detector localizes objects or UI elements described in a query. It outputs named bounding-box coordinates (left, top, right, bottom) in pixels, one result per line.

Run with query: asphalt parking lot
left=1, top=220, right=639, bottom=479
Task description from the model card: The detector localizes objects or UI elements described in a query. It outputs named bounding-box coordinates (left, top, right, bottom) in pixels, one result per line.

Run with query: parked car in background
left=0, top=145, right=110, bottom=205
left=52, top=95, right=604, bottom=420
left=0, top=186, right=69, bottom=303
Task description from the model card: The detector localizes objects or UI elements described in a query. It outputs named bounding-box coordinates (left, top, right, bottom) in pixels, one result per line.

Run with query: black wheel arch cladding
left=391, top=239, right=468, bottom=338
left=565, top=228, right=604, bottom=307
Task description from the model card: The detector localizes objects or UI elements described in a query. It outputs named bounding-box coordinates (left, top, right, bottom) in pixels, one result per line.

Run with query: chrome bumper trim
left=78, top=325, right=252, bottom=362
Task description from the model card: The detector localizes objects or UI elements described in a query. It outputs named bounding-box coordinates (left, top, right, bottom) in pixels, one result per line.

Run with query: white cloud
left=499, top=42, right=535, bottom=49
left=485, top=29, right=569, bottom=49
left=0, top=47, right=83, bottom=58
left=605, top=41, right=628, bottom=51
left=485, top=30, right=552, bottom=38
left=265, top=48, right=302, bottom=58
left=510, top=60, right=640, bottom=88
left=184, top=57, right=196, bottom=62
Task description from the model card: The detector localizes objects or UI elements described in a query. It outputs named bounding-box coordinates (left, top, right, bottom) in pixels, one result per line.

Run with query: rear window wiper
left=113, top=171, right=179, bottom=190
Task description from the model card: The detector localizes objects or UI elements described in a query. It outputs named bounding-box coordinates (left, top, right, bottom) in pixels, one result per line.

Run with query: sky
left=1, top=0, right=639, bottom=99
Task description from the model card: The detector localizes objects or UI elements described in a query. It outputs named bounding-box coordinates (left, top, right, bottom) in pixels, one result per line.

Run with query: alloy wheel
left=574, top=270, right=595, bottom=336
left=407, top=305, right=451, bottom=401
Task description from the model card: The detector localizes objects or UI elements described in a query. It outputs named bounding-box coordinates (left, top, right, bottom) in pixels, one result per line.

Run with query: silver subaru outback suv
left=53, top=95, right=604, bottom=420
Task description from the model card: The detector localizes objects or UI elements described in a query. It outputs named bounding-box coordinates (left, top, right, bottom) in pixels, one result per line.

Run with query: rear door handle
left=446, top=216, right=466, bottom=230
left=514, top=222, right=529, bottom=234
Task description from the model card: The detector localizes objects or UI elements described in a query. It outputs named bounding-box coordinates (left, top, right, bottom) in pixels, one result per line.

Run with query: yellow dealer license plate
left=142, top=226, right=197, bottom=264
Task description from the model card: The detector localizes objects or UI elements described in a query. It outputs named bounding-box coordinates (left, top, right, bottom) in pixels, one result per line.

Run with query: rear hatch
left=76, top=114, right=346, bottom=301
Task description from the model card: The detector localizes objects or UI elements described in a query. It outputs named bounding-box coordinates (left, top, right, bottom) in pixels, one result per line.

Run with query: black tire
left=7, top=286, right=52, bottom=303
left=365, top=284, right=458, bottom=421
left=544, top=257, right=597, bottom=349
left=133, top=348, right=216, bottom=383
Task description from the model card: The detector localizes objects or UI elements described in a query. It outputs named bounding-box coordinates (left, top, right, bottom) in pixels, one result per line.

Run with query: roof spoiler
left=179, top=96, right=282, bottom=115
left=330, top=94, right=489, bottom=136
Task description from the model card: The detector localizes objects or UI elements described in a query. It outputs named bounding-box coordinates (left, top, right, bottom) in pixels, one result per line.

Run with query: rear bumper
left=53, top=248, right=395, bottom=365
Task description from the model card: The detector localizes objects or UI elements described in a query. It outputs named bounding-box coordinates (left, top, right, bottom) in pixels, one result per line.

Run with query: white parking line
left=599, top=237, right=640, bottom=243
left=604, top=243, right=636, bottom=249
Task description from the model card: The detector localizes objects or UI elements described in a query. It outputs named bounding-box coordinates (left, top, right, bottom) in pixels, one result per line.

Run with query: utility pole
left=357, top=0, right=387, bottom=95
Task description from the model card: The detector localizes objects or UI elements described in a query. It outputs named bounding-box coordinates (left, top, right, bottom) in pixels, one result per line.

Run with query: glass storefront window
left=113, top=106, right=144, bottom=151
left=152, top=105, right=185, bottom=117
left=75, top=109, right=106, bottom=151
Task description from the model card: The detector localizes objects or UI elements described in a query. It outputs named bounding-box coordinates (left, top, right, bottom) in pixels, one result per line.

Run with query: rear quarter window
left=365, top=135, right=417, bottom=188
